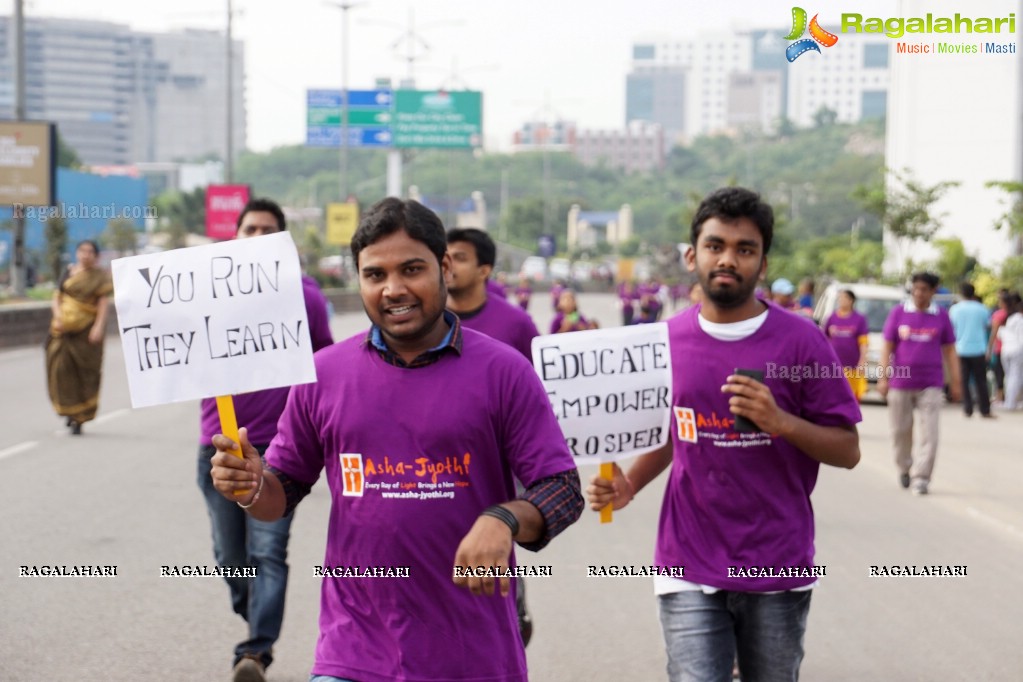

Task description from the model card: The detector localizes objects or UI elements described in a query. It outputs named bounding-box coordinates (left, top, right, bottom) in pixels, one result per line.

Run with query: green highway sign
left=392, top=90, right=483, bottom=148
left=308, top=109, right=340, bottom=126
left=347, top=109, right=393, bottom=126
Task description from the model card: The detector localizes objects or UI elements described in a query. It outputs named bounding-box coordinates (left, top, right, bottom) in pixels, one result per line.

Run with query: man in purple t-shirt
left=878, top=272, right=960, bottom=496
left=588, top=187, right=861, bottom=682
left=447, top=228, right=539, bottom=361
left=208, top=198, right=582, bottom=682
left=196, top=198, right=335, bottom=682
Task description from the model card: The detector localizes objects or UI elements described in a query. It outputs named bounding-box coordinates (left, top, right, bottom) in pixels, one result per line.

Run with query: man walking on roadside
left=878, top=272, right=961, bottom=496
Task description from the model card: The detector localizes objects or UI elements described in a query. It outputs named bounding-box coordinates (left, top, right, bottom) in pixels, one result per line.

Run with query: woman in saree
left=46, top=240, right=113, bottom=435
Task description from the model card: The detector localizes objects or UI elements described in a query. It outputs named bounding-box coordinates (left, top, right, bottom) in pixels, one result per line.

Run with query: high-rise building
left=0, top=16, right=245, bottom=166
left=627, top=28, right=889, bottom=141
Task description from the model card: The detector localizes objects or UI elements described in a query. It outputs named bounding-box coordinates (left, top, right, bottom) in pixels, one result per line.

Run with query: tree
left=153, top=187, right=206, bottom=249
left=102, top=218, right=140, bottom=256
left=57, top=133, right=83, bottom=169
left=44, top=217, right=68, bottom=283
left=931, top=238, right=975, bottom=288
left=853, top=168, right=960, bottom=275
left=985, top=180, right=1023, bottom=240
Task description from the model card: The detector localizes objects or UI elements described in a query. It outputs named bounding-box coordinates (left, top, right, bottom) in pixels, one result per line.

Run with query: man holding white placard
left=209, top=198, right=582, bottom=682
left=196, top=198, right=334, bottom=682
left=588, top=187, right=861, bottom=682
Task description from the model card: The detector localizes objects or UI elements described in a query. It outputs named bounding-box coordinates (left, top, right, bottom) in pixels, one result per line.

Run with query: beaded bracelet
left=236, top=472, right=265, bottom=510
left=481, top=504, right=520, bottom=537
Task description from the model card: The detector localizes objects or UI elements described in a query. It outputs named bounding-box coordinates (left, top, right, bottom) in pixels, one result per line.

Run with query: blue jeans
left=658, top=590, right=811, bottom=682
left=198, top=445, right=294, bottom=669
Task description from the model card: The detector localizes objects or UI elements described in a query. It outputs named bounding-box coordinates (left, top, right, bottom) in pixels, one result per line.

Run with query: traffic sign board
left=392, top=90, right=482, bottom=148
left=306, top=125, right=392, bottom=148
left=346, top=109, right=392, bottom=126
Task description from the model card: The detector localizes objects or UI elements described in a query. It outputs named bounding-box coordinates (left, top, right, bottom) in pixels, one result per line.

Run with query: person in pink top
left=878, top=272, right=960, bottom=496
left=197, top=198, right=335, bottom=682
left=986, top=289, right=1012, bottom=404
left=208, top=198, right=582, bottom=682
left=587, top=187, right=861, bottom=682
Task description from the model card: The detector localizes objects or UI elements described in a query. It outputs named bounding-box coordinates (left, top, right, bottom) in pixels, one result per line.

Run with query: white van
left=813, top=282, right=906, bottom=389
left=519, top=256, right=548, bottom=282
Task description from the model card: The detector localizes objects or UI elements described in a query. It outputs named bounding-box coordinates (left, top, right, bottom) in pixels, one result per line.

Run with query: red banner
left=205, top=184, right=250, bottom=240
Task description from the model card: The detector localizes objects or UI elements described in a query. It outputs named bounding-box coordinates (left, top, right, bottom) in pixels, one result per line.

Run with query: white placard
left=531, top=323, right=672, bottom=464
left=112, top=231, right=316, bottom=408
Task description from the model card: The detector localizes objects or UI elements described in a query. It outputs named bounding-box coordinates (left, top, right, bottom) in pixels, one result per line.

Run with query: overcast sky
left=4, top=0, right=927, bottom=151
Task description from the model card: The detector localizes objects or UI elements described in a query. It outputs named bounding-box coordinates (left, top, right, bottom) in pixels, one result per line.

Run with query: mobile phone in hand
left=733, top=368, right=764, bottom=432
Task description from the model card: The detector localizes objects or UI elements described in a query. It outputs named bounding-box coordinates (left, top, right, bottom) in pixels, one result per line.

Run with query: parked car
left=549, top=257, right=571, bottom=282
left=519, top=256, right=548, bottom=282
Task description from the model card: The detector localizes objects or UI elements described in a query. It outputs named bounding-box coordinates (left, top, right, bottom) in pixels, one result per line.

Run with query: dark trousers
left=960, top=355, right=991, bottom=416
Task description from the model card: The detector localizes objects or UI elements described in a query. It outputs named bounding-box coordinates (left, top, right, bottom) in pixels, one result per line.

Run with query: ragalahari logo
left=784, top=7, right=839, bottom=61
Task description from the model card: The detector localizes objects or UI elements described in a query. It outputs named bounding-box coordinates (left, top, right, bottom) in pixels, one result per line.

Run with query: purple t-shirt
left=456, top=294, right=539, bottom=359
left=882, top=304, right=956, bottom=390
left=485, top=278, right=508, bottom=299
left=265, top=328, right=575, bottom=682
left=824, top=310, right=869, bottom=368
left=549, top=312, right=592, bottom=334
left=658, top=305, right=861, bottom=592
left=199, top=275, right=334, bottom=445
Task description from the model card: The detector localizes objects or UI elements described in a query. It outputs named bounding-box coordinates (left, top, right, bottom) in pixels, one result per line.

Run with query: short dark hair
left=236, top=198, right=286, bottom=232
left=446, top=228, right=496, bottom=268
left=76, top=239, right=100, bottom=254
left=351, top=198, right=447, bottom=266
left=839, top=288, right=856, bottom=302
left=911, top=272, right=940, bottom=289
left=960, top=282, right=975, bottom=299
left=691, top=187, right=774, bottom=255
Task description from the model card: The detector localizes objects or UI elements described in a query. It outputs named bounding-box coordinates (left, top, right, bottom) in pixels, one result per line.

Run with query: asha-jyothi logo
left=784, top=7, right=839, bottom=62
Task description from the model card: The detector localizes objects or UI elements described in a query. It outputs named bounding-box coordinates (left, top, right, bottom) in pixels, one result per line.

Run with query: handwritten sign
left=112, top=231, right=317, bottom=408
left=531, top=323, right=672, bottom=464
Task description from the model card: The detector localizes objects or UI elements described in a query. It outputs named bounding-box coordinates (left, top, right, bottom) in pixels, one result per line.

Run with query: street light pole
left=326, top=1, right=364, bottom=202
left=11, top=0, right=27, bottom=296
left=225, top=0, right=233, bottom=183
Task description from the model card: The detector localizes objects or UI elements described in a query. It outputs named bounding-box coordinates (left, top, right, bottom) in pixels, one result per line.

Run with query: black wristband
left=481, top=504, right=519, bottom=537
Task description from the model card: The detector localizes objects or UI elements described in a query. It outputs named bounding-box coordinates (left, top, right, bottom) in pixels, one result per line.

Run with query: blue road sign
left=306, top=125, right=393, bottom=148
left=306, top=88, right=395, bottom=148
left=307, top=89, right=343, bottom=108
left=346, top=89, right=393, bottom=108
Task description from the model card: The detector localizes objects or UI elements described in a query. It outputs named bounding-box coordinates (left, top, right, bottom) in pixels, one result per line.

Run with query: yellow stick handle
left=216, top=395, right=250, bottom=496
left=600, top=462, right=614, bottom=524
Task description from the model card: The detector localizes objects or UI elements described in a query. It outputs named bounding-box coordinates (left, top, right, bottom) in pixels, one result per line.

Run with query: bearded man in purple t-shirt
left=878, top=272, right=960, bottom=496
left=587, top=187, right=861, bottom=682
left=196, top=198, right=335, bottom=682
left=208, top=198, right=582, bottom=682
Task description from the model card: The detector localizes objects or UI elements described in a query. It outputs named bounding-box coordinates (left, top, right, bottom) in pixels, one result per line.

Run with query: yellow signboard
left=0, top=121, right=56, bottom=206
left=326, top=202, right=359, bottom=246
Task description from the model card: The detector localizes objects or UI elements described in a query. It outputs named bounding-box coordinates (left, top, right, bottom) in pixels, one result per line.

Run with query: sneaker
left=911, top=481, right=929, bottom=496
left=232, top=655, right=266, bottom=682
left=899, top=473, right=910, bottom=489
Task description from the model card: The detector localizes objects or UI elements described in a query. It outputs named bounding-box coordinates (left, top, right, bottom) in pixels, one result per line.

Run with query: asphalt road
left=2, top=292, right=1021, bottom=681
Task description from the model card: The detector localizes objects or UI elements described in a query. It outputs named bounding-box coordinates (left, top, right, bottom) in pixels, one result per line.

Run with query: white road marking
left=0, top=441, right=39, bottom=461
left=966, top=506, right=1023, bottom=542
